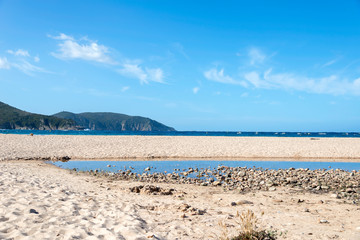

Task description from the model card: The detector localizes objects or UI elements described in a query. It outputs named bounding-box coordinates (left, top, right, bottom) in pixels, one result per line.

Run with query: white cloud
left=117, top=63, right=164, bottom=84
left=121, top=86, right=130, bottom=92
left=7, top=49, right=30, bottom=57
left=248, top=48, right=266, bottom=65
left=0, top=57, right=10, bottom=69
left=118, top=63, right=147, bottom=83
left=240, top=92, right=249, bottom=97
left=50, top=33, right=114, bottom=64
left=193, top=87, right=200, bottom=94
left=172, top=42, right=189, bottom=60
left=204, top=68, right=248, bottom=87
left=12, top=60, right=49, bottom=76
left=244, top=69, right=360, bottom=95
left=34, top=56, right=40, bottom=62
left=322, top=59, right=337, bottom=68
left=49, top=33, right=74, bottom=41
left=145, top=67, right=164, bottom=83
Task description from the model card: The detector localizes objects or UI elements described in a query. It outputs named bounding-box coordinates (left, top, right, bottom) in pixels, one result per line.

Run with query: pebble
left=29, top=209, right=39, bottom=214
left=319, top=219, right=329, bottom=224
left=237, top=200, right=254, bottom=205
left=82, top=164, right=360, bottom=202
left=330, top=194, right=340, bottom=199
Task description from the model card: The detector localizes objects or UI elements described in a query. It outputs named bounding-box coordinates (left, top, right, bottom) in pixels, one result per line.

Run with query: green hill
left=0, top=101, right=76, bottom=130
left=53, top=111, right=175, bottom=131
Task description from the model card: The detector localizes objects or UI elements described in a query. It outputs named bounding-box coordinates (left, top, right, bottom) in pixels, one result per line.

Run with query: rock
left=238, top=171, right=246, bottom=177
left=266, top=181, right=274, bottom=187
left=237, top=200, right=254, bottom=205
left=346, top=188, right=355, bottom=193
left=269, top=187, right=276, bottom=191
left=230, top=202, right=237, bottom=206
left=213, top=181, right=222, bottom=186
left=330, top=194, right=340, bottom=199
left=319, top=219, right=329, bottom=224
left=107, top=165, right=111, bottom=167
left=304, top=208, right=310, bottom=212
left=29, top=209, right=39, bottom=214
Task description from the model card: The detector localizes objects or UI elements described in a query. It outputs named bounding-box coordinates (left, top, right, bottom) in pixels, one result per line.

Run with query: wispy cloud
left=121, top=86, right=130, bottom=92
left=0, top=57, right=10, bottom=69
left=193, top=87, right=200, bottom=94
left=1, top=50, right=47, bottom=75
left=248, top=48, right=266, bottom=65
left=244, top=68, right=360, bottom=95
left=172, top=42, right=189, bottom=60
left=12, top=60, right=49, bottom=76
left=117, top=62, right=164, bottom=84
left=321, top=59, right=337, bottom=68
left=50, top=33, right=115, bottom=64
left=49, top=33, right=165, bottom=85
left=204, top=68, right=248, bottom=87
left=7, top=49, right=30, bottom=57
left=204, top=47, right=360, bottom=96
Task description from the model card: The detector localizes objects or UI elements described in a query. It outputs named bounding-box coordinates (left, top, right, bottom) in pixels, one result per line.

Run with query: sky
left=1, top=0, right=360, bottom=132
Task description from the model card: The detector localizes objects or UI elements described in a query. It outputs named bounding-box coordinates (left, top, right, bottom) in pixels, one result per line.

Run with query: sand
left=1, top=134, right=360, bottom=239
left=1, top=134, right=360, bottom=161
left=0, top=161, right=359, bottom=240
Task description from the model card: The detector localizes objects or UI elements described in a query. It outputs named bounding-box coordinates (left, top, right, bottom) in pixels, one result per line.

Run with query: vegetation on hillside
left=0, top=101, right=76, bottom=130
left=53, top=111, right=175, bottom=131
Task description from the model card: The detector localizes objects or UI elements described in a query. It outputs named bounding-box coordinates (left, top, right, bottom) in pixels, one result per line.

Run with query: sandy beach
left=0, top=161, right=359, bottom=239
left=1, top=134, right=360, bottom=161
left=1, top=134, right=360, bottom=239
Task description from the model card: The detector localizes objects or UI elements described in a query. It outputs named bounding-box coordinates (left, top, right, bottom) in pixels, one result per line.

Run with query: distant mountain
left=0, top=101, right=175, bottom=131
left=53, top=111, right=175, bottom=131
left=0, top=101, right=76, bottom=130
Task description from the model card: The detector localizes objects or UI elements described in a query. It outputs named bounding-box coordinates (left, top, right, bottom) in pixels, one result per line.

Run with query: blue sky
left=1, top=0, right=360, bottom=131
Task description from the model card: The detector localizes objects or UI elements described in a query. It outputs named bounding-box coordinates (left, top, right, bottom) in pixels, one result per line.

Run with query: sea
left=2, top=129, right=360, bottom=172
left=1, top=129, right=360, bottom=138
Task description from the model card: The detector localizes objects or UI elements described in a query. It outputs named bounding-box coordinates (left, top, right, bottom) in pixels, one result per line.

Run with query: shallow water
left=49, top=160, right=360, bottom=173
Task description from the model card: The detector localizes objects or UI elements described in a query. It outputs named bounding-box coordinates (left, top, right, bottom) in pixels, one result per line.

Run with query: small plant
left=211, top=210, right=278, bottom=240
left=235, top=209, right=259, bottom=235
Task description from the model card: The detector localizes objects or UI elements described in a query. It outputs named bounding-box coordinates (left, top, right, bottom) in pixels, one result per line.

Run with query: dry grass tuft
left=211, top=210, right=277, bottom=240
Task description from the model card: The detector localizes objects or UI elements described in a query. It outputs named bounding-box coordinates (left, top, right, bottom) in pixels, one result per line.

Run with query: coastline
left=1, top=134, right=360, bottom=162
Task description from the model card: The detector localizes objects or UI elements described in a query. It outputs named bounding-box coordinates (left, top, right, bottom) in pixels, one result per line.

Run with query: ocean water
left=1, top=129, right=360, bottom=138
left=49, top=160, right=360, bottom=174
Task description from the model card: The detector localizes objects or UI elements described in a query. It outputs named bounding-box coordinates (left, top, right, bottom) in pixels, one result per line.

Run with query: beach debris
left=177, top=203, right=206, bottom=215
left=129, top=184, right=185, bottom=196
